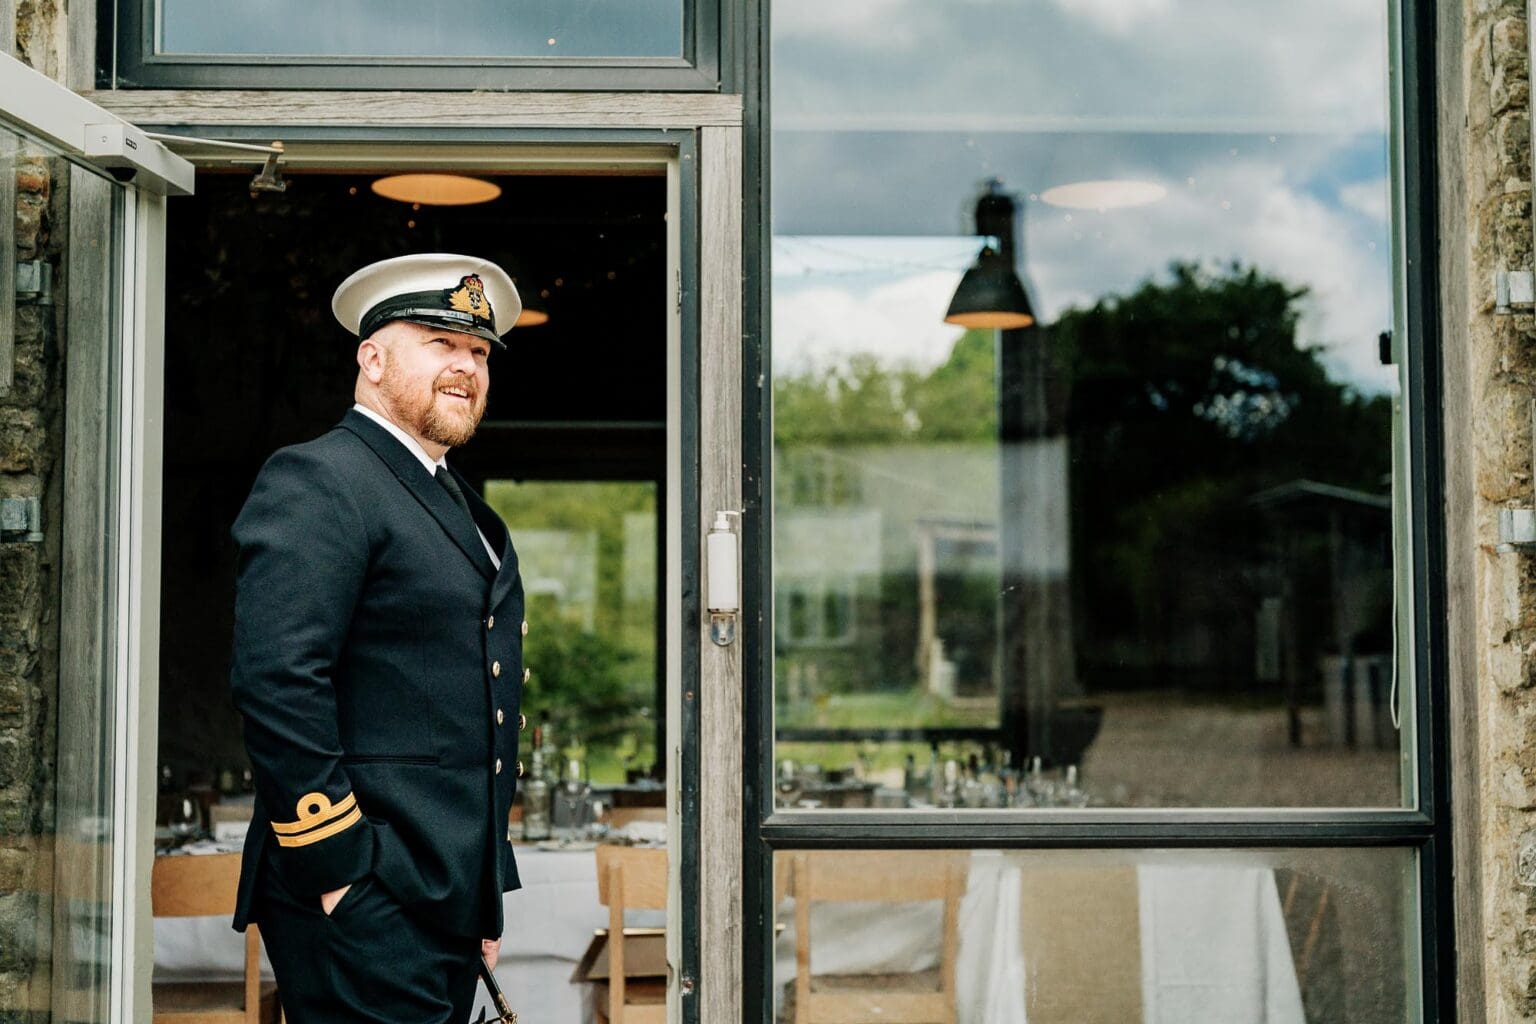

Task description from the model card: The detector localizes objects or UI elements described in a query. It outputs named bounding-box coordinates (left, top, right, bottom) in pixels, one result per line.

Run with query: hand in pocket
left=320, top=883, right=352, bottom=916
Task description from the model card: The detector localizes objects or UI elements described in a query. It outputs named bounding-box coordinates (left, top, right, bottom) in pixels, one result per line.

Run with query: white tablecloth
left=155, top=846, right=660, bottom=1024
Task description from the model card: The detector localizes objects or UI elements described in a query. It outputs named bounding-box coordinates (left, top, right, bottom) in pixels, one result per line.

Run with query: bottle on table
left=521, top=735, right=552, bottom=842
left=554, top=755, right=592, bottom=840
left=538, top=714, right=560, bottom=784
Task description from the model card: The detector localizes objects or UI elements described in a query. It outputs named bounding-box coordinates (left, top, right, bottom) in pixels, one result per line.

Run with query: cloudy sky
left=769, top=0, right=1397, bottom=394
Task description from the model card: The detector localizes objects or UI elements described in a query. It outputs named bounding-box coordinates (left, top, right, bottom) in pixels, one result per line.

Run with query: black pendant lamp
left=944, top=245, right=1034, bottom=329
left=944, top=179, right=1035, bottom=330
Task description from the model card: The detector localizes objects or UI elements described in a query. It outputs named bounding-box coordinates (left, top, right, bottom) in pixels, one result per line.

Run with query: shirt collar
left=351, top=402, right=445, bottom=478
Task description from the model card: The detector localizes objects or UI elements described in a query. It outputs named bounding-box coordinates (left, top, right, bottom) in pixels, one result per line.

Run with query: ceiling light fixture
left=944, top=180, right=1035, bottom=330
left=945, top=246, right=1035, bottom=329
left=515, top=305, right=550, bottom=327
left=371, top=173, right=502, bottom=206
left=1039, top=179, right=1167, bottom=211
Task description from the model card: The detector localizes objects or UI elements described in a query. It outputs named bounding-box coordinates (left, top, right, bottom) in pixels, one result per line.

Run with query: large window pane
left=771, top=847, right=1416, bottom=1024
left=770, top=0, right=1407, bottom=808
left=156, top=0, right=685, bottom=59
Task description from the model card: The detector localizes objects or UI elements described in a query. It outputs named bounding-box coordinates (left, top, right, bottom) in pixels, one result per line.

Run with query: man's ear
left=357, top=335, right=387, bottom=384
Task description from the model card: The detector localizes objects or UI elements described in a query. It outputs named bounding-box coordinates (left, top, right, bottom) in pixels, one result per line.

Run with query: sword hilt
left=477, top=955, right=519, bottom=1023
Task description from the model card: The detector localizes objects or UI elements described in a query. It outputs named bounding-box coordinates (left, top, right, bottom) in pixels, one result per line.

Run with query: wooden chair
left=594, top=845, right=669, bottom=1024
left=788, top=851, right=965, bottom=1024
left=151, top=853, right=280, bottom=1024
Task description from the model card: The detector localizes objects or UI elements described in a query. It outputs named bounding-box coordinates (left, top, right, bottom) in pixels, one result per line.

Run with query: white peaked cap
left=332, top=253, right=522, bottom=349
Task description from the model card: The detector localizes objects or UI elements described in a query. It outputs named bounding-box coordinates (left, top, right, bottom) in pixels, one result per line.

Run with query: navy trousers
left=257, top=867, right=481, bottom=1023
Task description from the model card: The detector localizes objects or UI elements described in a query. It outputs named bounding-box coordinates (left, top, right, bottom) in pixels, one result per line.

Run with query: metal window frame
left=739, top=0, right=1455, bottom=1019
left=99, top=0, right=727, bottom=91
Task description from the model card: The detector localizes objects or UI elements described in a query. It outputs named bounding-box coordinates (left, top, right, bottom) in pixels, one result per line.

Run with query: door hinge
left=1498, top=399, right=1536, bottom=552
left=16, top=261, right=52, bottom=305
left=1, top=496, right=43, bottom=542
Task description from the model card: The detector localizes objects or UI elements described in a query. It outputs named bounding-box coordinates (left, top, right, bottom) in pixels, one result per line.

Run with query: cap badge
left=447, top=274, right=493, bottom=320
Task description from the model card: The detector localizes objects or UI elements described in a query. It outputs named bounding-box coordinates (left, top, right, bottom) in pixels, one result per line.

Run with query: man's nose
left=448, top=346, right=478, bottom=374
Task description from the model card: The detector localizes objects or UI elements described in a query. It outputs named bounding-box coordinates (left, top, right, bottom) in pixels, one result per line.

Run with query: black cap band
left=359, top=288, right=501, bottom=348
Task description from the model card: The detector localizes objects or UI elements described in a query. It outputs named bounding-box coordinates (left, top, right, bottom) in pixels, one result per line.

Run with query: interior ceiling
left=163, top=171, right=668, bottom=480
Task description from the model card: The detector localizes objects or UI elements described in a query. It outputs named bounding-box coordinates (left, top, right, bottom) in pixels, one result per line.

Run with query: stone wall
left=1452, top=1, right=1536, bottom=1021
left=0, top=5, right=67, bottom=1018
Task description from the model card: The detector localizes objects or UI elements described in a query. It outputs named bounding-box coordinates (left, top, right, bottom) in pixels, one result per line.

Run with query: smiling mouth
left=438, top=386, right=474, bottom=403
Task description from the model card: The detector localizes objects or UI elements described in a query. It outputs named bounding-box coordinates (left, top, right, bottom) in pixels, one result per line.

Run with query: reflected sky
left=773, top=0, right=1386, bottom=126
left=771, top=0, right=1395, bottom=394
left=159, top=0, right=683, bottom=57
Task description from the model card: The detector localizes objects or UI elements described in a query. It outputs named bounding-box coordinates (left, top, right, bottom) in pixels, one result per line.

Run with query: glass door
left=0, top=53, right=184, bottom=1023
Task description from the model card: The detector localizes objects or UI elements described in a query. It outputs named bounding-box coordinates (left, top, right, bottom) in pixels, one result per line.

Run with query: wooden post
left=698, top=125, right=743, bottom=1024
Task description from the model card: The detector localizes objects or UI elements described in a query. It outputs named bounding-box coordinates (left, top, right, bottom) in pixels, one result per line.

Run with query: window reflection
left=771, top=848, right=1414, bottom=1024
left=770, top=0, right=1403, bottom=808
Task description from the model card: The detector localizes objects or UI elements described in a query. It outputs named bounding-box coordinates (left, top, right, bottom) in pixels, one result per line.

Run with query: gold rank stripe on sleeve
left=271, top=791, right=364, bottom=848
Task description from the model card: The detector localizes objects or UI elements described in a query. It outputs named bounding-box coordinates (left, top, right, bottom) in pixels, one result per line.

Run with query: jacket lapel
left=464, top=480, right=521, bottom=610
left=340, top=409, right=496, bottom=581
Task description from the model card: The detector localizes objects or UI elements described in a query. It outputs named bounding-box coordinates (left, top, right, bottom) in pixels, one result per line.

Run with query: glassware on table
left=775, top=759, right=803, bottom=808
left=521, top=749, right=552, bottom=841
left=168, top=796, right=200, bottom=844
left=934, top=759, right=961, bottom=808
left=584, top=797, right=610, bottom=841
left=1062, top=764, right=1090, bottom=808
left=553, top=757, right=592, bottom=840
left=1023, top=756, right=1055, bottom=807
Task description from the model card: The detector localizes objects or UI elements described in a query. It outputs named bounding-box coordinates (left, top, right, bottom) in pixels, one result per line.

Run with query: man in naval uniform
left=228, top=253, right=529, bottom=1022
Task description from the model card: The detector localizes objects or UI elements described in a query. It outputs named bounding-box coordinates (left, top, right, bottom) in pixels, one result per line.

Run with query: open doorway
left=150, top=163, right=676, bottom=1023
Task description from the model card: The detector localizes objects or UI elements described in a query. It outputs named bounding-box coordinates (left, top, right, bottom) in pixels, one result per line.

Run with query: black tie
left=434, top=466, right=475, bottom=527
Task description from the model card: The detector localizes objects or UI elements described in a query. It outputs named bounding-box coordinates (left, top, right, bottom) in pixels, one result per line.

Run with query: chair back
left=152, top=852, right=244, bottom=917
left=595, top=846, right=668, bottom=1024
left=597, top=845, right=668, bottom=910
left=789, top=851, right=966, bottom=1024
left=150, top=853, right=271, bottom=1024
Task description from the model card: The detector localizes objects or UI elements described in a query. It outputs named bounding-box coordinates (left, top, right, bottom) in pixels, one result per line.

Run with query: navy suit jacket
left=229, top=408, right=525, bottom=939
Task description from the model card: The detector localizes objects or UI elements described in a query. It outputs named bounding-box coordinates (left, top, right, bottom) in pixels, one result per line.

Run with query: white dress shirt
left=351, top=402, right=501, bottom=570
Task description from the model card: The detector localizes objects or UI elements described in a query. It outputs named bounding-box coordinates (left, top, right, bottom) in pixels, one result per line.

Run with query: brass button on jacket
left=495, top=758, right=503, bottom=775
left=487, top=615, right=495, bottom=630
left=522, top=667, right=531, bottom=684
left=496, top=708, right=505, bottom=725
left=492, top=660, right=501, bottom=678
left=516, top=760, right=525, bottom=777
left=521, top=620, right=529, bottom=636
left=518, top=713, right=527, bottom=731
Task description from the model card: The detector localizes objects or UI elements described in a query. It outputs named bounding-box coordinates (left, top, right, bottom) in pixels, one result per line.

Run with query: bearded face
left=375, top=324, right=490, bottom=448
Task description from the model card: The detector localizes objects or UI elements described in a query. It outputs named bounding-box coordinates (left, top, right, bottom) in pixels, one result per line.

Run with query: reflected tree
left=774, top=259, right=1391, bottom=716
left=1055, top=260, right=1392, bottom=694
